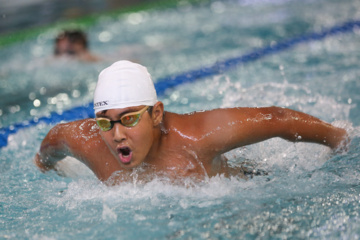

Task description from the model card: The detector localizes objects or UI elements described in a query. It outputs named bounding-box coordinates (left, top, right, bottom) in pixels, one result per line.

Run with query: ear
left=151, top=101, right=164, bottom=126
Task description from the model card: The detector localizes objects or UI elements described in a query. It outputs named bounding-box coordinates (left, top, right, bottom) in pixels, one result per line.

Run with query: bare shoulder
left=164, top=107, right=283, bottom=141
left=164, top=109, right=237, bottom=144
left=170, top=108, right=247, bottom=128
left=51, top=118, right=98, bottom=135
left=48, top=118, right=102, bottom=149
left=164, top=107, right=282, bottom=152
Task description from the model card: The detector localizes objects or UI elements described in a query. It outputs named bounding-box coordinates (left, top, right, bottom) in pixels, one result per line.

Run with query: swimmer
left=34, top=60, right=349, bottom=184
left=54, top=29, right=99, bottom=62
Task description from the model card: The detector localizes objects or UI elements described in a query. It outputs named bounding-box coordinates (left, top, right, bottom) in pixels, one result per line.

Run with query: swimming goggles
left=95, top=106, right=149, bottom=131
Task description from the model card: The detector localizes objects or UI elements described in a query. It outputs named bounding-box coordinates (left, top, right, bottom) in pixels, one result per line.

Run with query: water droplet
left=29, top=92, right=36, bottom=100
left=39, top=87, right=47, bottom=95
left=33, top=99, right=41, bottom=107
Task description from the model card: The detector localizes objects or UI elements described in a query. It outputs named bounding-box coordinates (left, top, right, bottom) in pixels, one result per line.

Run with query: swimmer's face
left=96, top=104, right=162, bottom=169
left=55, top=38, right=75, bottom=56
left=55, top=37, right=85, bottom=56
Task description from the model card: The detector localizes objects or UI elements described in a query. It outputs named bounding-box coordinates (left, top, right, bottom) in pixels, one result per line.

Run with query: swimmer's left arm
left=198, top=106, right=349, bottom=156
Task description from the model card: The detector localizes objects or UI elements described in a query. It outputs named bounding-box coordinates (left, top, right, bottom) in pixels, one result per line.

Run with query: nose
left=112, top=123, right=127, bottom=143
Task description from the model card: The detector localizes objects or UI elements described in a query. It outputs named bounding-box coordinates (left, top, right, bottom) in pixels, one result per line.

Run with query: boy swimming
left=34, top=60, right=348, bottom=184
left=54, top=29, right=99, bottom=62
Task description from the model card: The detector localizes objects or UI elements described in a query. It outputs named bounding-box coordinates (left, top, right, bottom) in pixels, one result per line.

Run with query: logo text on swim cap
left=94, top=101, right=109, bottom=107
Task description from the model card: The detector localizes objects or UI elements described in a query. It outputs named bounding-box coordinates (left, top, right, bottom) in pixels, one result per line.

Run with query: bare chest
left=151, top=146, right=228, bottom=179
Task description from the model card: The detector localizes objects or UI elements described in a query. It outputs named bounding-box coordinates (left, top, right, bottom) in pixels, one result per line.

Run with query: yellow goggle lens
left=121, top=114, right=140, bottom=127
left=96, top=119, right=112, bottom=131
left=95, top=106, right=149, bottom=131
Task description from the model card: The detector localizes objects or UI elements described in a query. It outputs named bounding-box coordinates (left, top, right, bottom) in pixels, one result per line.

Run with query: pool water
left=1, top=0, right=360, bottom=239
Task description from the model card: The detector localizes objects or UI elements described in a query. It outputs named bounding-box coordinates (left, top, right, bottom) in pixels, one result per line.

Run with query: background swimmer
left=54, top=29, right=100, bottom=62
left=34, top=60, right=349, bottom=184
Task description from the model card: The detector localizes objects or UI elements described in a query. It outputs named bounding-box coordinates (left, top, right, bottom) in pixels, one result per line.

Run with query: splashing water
left=1, top=0, right=360, bottom=239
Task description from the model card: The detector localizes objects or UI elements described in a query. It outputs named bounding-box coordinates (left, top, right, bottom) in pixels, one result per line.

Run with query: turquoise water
left=1, top=0, right=360, bottom=239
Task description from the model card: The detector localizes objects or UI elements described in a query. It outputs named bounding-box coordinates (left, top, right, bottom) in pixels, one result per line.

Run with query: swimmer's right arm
left=34, top=124, right=72, bottom=172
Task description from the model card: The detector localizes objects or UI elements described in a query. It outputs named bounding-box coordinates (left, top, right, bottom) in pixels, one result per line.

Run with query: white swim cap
left=94, top=60, right=158, bottom=114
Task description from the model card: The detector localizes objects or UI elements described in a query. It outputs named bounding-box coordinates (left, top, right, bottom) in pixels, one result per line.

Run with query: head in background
left=54, top=29, right=99, bottom=62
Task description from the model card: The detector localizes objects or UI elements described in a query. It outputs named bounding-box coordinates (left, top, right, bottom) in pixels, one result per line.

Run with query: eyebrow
left=96, top=110, right=108, bottom=118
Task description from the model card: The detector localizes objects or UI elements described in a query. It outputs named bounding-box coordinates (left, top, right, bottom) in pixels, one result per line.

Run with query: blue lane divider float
left=1, top=20, right=359, bottom=149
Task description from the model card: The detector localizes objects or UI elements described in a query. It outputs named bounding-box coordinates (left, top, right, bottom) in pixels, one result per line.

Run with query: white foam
left=54, top=157, right=95, bottom=179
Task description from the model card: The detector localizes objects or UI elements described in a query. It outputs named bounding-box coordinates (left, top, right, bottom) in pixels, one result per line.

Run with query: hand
left=333, top=130, right=350, bottom=154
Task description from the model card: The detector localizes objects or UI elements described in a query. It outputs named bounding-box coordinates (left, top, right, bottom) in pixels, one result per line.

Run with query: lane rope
left=1, top=20, right=359, bottom=148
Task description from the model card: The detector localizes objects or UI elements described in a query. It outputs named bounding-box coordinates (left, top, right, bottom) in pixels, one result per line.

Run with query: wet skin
left=35, top=102, right=348, bottom=184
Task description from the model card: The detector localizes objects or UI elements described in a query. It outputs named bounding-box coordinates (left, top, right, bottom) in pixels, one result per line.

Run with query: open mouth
left=117, top=147, right=132, bottom=164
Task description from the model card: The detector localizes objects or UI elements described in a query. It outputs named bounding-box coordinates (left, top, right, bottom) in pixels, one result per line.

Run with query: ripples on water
left=1, top=0, right=360, bottom=239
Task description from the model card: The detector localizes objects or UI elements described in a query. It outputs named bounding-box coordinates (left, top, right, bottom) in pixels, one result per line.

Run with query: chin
left=119, top=160, right=142, bottom=169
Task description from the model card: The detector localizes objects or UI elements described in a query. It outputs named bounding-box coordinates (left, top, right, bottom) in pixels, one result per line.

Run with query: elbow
left=36, top=125, right=68, bottom=171
left=34, top=153, right=54, bottom=172
left=269, top=106, right=299, bottom=141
